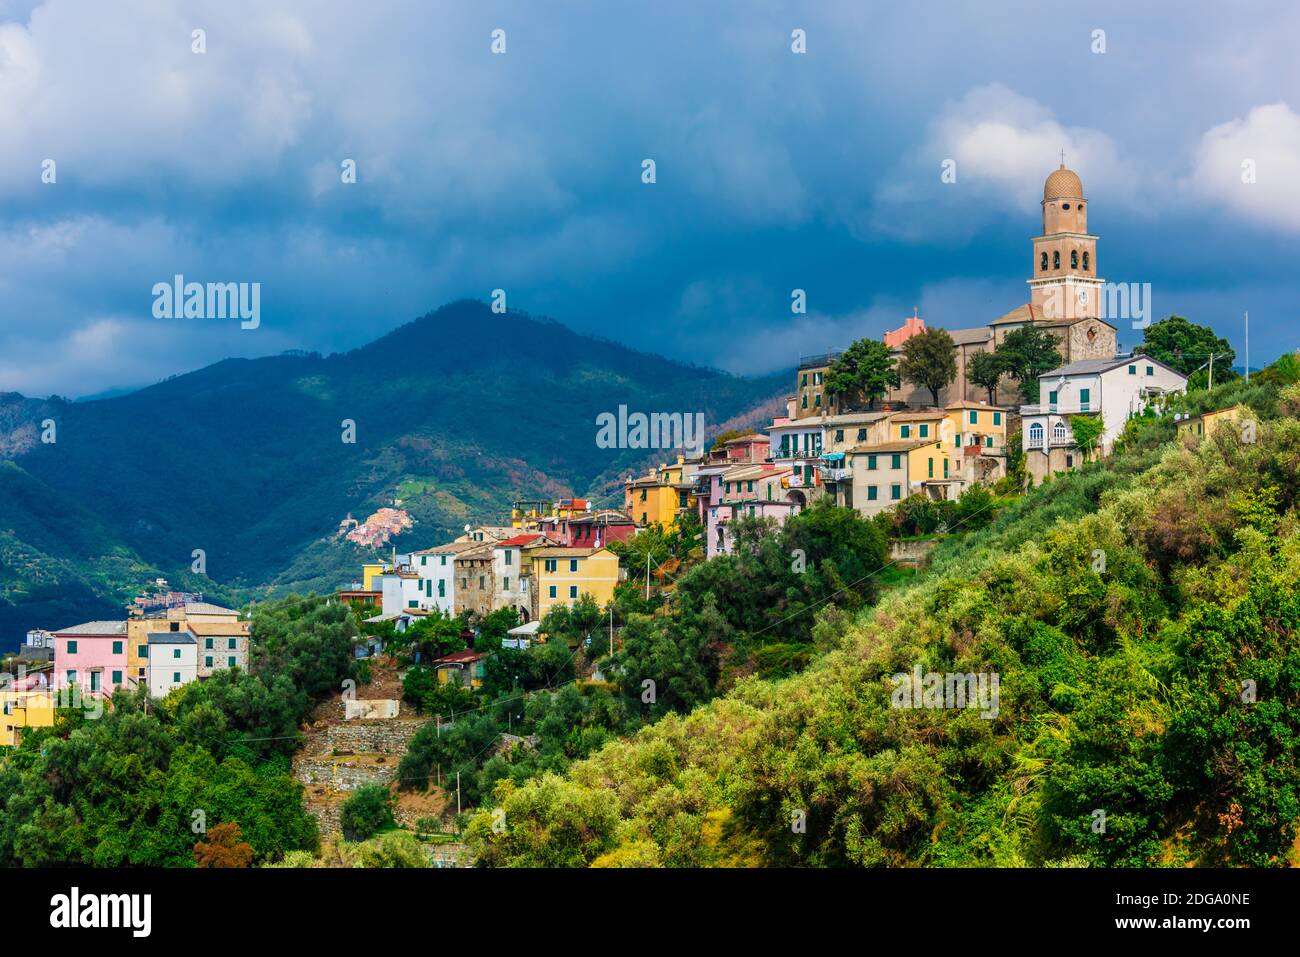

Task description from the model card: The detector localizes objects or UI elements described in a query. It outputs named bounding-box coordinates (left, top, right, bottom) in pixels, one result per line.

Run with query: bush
left=339, top=784, right=395, bottom=842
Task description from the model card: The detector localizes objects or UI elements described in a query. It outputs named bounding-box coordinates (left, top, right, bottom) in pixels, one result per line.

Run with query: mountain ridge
left=0, top=301, right=789, bottom=649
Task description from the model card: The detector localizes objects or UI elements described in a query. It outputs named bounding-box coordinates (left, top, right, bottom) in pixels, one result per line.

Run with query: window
left=993, top=412, right=1002, bottom=426
left=1080, top=388, right=1090, bottom=411
left=900, top=425, right=911, bottom=438
left=205, top=638, right=214, bottom=649
left=503, top=576, right=510, bottom=591
left=1071, top=250, right=1079, bottom=269
left=173, top=672, right=181, bottom=684
left=928, top=458, right=934, bottom=478
left=66, top=670, right=76, bottom=687
left=835, top=429, right=843, bottom=442
left=90, top=672, right=101, bottom=692
left=545, top=559, right=557, bottom=572
left=890, top=484, right=902, bottom=500
left=1048, top=390, right=1058, bottom=406
left=969, top=410, right=978, bottom=425
left=112, top=641, right=122, bottom=655
left=173, top=648, right=181, bottom=659
left=1053, top=422, right=1068, bottom=443
left=891, top=454, right=902, bottom=469
left=408, top=600, right=418, bottom=608
left=205, top=656, right=213, bottom=668
left=479, top=575, right=485, bottom=589
left=420, top=555, right=427, bottom=566
left=814, top=394, right=821, bottom=407
left=800, top=373, right=808, bottom=387
left=504, top=550, right=512, bottom=566
left=986, top=435, right=993, bottom=447
left=1053, top=250, right=1060, bottom=269
left=1040, top=251, right=1048, bottom=272
left=867, top=485, right=878, bottom=501
left=228, top=638, right=237, bottom=650
left=943, top=458, right=949, bottom=478
left=569, top=586, right=578, bottom=599
left=440, top=555, right=447, bottom=566
left=801, top=395, right=808, bottom=409
left=747, top=480, right=754, bottom=493
left=1128, top=364, right=1136, bottom=375
left=138, top=667, right=145, bottom=677
left=867, top=454, right=877, bottom=470
left=548, top=586, right=557, bottom=599
left=111, top=670, right=122, bottom=685
left=954, top=435, right=961, bottom=449
left=67, top=640, right=77, bottom=654
left=813, top=371, right=823, bottom=385
left=170, top=622, right=180, bottom=632
left=857, top=428, right=867, bottom=441
left=569, top=559, right=579, bottom=572
left=437, top=579, right=445, bottom=597
left=138, top=644, right=147, bottom=658
left=640, top=488, right=647, bottom=502
left=1066, top=455, right=1074, bottom=468
left=919, top=424, right=929, bottom=438
left=1082, top=251, right=1090, bottom=271
left=1146, top=365, right=1154, bottom=376
left=1029, top=422, right=1044, bottom=446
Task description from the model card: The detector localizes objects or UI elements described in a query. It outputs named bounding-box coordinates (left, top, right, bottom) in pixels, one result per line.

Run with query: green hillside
left=0, top=302, right=786, bottom=647
left=463, top=368, right=1300, bottom=867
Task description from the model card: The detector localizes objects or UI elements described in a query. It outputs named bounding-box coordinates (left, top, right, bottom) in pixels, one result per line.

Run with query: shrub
left=339, top=783, right=395, bottom=842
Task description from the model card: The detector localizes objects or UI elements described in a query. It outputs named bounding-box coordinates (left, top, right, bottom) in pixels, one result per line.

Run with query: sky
left=1, top=0, right=1297, bottom=398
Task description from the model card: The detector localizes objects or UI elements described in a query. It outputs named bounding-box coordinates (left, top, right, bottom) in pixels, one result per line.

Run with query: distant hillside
left=0, top=301, right=788, bottom=648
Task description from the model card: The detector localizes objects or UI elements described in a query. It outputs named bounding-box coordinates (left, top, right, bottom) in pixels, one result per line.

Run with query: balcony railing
left=819, top=467, right=851, bottom=482
left=1019, top=403, right=1092, bottom=415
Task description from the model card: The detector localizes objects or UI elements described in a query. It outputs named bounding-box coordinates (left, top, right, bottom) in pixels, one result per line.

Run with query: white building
left=147, top=632, right=198, bottom=697
left=493, top=534, right=550, bottom=621
left=1020, top=354, right=1186, bottom=484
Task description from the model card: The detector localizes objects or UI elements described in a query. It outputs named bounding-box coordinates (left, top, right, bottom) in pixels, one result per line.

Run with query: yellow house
left=1178, top=405, right=1249, bottom=443
left=905, top=441, right=954, bottom=496
left=888, top=410, right=948, bottom=444
left=1, top=688, right=56, bottom=747
left=528, top=547, right=620, bottom=620
left=361, top=563, right=388, bottom=591
left=944, top=401, right=1009, bottom=452
left=624, top=457, right=694, bottom=528
left=431, top=650, right=488, bottom=689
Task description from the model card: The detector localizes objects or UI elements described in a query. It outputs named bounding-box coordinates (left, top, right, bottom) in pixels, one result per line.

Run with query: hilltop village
left=3, top=163, right=1199, bottom=748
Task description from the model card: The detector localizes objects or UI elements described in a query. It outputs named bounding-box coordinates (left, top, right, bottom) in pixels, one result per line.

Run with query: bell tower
left=1028, top=160, right=1103, bottom=321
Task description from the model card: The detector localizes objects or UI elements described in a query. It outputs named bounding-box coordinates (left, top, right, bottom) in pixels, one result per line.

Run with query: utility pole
left=609, top=605, right=614, bottom=657
left=456, top=771, right=461, bottom=816
left=1208, top=351, right=1214, bottom=392
left=1245, top=312, right=1250, bottom=384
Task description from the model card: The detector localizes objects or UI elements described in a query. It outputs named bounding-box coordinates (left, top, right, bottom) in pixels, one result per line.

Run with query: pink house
left=53, top=621, right=130, bottom=698
left=883, top=309, right=926, bottom=348
left=706, top=462, right=802, bottom=556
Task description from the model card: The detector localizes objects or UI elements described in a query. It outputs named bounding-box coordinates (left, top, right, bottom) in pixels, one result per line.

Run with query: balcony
left=1019, top=403, right=1092, bottom=416
left=819, top=467, right=851, bottom=482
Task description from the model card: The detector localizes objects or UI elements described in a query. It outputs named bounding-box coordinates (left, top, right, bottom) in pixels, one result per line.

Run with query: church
left=793, top=162, right=1121, bottom=418
left=884, top=162, right=1118, bottom=408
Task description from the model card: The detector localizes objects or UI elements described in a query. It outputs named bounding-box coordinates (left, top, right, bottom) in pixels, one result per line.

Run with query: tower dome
left=1043, top=164, right=1083, bottom=201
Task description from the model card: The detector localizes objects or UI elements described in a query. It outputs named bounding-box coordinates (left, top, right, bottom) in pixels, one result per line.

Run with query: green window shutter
left=892, top=454, right=901, bottom=469
left=993, top=412, right=1002, bottom=425
left=867, top=454, right=877, bottom=470
left=928, top=458, right=934, bottom=478
left=548, top=586, right=556, bottom=598
left=1048, top=390, right=1057, bottom=404
left=970, top=410, right=977, bottom=424
left=173, top=672, right=180, bottom=683
left=67, top=641, right=77, bottom=654
left=112, top=671, right=122, bottom=684
left=1146, top=366, right=1154, bottom=376
left=228, top=638, right=236, bottom=650
left=900, top=425, right=910, bottom=438
left=229, top=657, right=236, bottom=668
left=112, top=641, right=122, bottom=655
left=920, top=424, right=928, bottom=438
left=891, top=484, right=901, bottom=500
left=867, top=486, right=877, bottom=501
left=1128, top=365, right=1136, bottom=375
left=205, top=656, right=213, bottom=668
